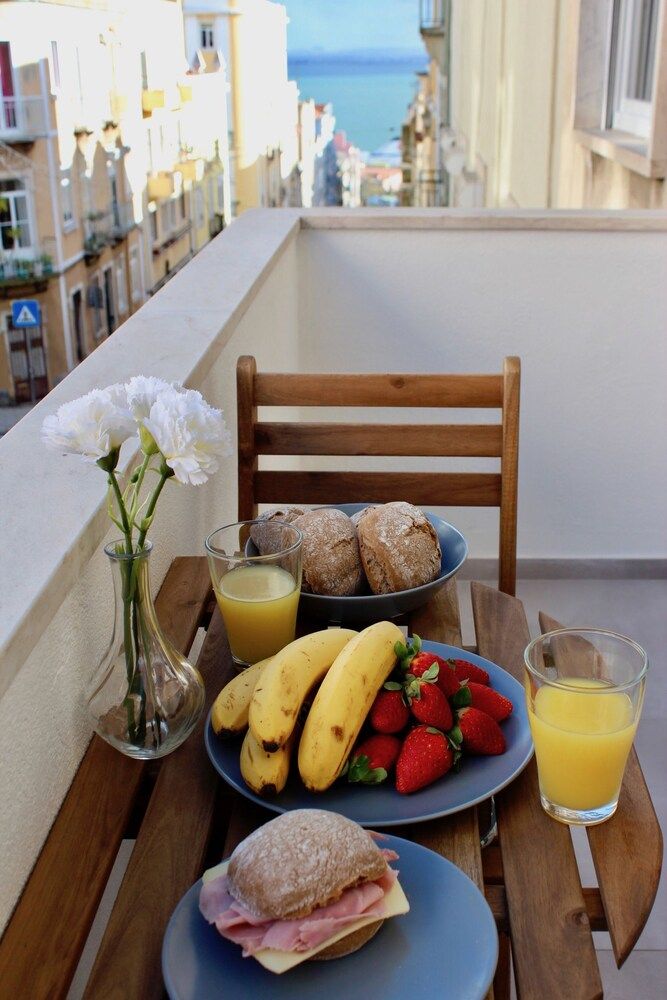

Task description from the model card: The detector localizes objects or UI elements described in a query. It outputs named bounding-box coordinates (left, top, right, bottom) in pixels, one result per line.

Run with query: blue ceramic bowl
left=298, top=503, right=467, bottom=624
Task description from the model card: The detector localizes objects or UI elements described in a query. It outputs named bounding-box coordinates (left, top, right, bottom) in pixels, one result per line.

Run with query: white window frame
left=115, top=257, right=128, bottom=316
left=608, top=0, right=660, bottom=138
left=0, top=178, right=35, bottom=256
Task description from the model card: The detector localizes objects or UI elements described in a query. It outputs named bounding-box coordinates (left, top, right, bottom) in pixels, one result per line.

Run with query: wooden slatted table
left=0, top=562, right=661, bottom=1000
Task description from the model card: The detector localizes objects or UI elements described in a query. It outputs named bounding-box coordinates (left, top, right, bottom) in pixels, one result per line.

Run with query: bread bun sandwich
left=199, top=809, right=409, bottom=973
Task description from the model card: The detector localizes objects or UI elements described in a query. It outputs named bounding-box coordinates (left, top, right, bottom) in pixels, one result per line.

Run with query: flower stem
left=108, top=470, right=133, bottom=552
left=136, top=466, right=172, bottom=550
left=130, top=452, right=152, bottom=525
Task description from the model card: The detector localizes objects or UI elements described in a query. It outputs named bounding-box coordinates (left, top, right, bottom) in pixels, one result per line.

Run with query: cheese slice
left=201, top=860, right=410, bottom=974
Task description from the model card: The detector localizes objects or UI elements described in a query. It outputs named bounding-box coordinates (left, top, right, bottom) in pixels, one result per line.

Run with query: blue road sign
left=12, top=300, right=41, bottom=328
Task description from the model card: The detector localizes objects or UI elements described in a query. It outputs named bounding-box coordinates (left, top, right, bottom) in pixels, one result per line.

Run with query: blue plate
left=162, top=834, right=498, bottom=1000
left=248, top=504, right=468, bottom=625
left=205, top=641, right=533, bottom=827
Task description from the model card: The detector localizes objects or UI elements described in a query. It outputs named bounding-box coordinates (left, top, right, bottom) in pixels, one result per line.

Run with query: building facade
left=407, top=0, right=667, bottom=210
left=0, top=0, right=231, bottom=405
left=183, top=0, right=302, bottom=212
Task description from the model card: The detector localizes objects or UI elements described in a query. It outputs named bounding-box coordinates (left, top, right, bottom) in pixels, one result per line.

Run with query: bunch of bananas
left=210, top=621, right=404, bottom=796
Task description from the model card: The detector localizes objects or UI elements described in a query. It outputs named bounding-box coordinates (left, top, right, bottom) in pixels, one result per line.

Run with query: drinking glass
left=205, top=520, right=303, bottom=668
left=524, top=628, right=647, bottom=826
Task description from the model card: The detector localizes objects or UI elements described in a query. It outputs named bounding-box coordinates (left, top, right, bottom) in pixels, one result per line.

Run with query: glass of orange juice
left=524, top=628, right=647, bottom=826
left=205, top=521, right=303, bottom=669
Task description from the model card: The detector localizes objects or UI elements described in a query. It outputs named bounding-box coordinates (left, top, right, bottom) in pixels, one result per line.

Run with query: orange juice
left=528, top=678, right=637, bottom=811
left=214, top=564, right=299, bottom=663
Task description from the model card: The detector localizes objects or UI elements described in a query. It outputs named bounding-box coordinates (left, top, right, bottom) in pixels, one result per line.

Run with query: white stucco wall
left=296, top=217, right=667, bottom=562
left=1, top=208, right=665, bottom=932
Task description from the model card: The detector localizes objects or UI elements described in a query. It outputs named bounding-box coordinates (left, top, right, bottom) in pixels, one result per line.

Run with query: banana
left=210, top=657, right=272, bottom=736
left=240, top=728, right=291, bottom=796
left=298, top=620, right=405, bottom=791
left=249, top=628, right=357, bottom=752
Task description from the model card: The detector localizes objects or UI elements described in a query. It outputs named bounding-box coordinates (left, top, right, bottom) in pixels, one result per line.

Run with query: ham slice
left=200, top=865, right=398, bottom=957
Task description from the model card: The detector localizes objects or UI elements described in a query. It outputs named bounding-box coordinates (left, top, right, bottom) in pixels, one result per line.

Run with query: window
left=149, top=208, right=158, bottom=243
left=0, top=179, right=33, bottom=251
left=116, top=257, right=128, bottom=315
left=60, top=168, right=75, bottom=229
left=129, top=246, right=142, bottom=303
left=217, top=173, right=225, bottom=211
left=0, top=42, right=16, bottom=130
left=201, top=23, right=215, bottom=49
left=179, top=189, right=187, bottom=221
left=88, top=273, right=105, bottom=339
left=608, top=0, right=659, bottom=137
left=140, top=50, right=148, bottom=91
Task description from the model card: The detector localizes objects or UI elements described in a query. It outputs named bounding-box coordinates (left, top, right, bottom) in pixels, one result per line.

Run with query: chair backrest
left=237, top=356, right=520, bottom=594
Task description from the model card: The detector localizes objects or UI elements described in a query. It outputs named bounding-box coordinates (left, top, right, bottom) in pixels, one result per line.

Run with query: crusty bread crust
left=227, top=810, right=388, bottom=921
left=312, top=919, right=384, bottom=960
left=293, top=509, right=364, bottom=596
left=358, top=501, right=441, bottom=594
left=250, top=506, right=306, bottom=555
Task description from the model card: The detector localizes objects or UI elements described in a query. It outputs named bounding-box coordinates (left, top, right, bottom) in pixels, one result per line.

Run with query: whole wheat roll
left=357, top=501, right=441, bottom=594
left=249, top=505, right=306, bottom=555
left=293, top=508, right=364, bottom=596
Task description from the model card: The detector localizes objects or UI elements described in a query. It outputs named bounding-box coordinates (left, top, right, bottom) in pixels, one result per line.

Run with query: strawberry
left=400, top=647, right=458, bottom=696
left=369, top=687, right=410, bottom=734
left=467, top=681, right=513, bottom=722
left=347, top=735, right=401, bottom=784
left=448, top=657, right=490, bottom=686
left=408, top=682, right=453, bottom=730
left=457, top=707, right=506, bottom=755
left=395, top=726, right=454, bottom=794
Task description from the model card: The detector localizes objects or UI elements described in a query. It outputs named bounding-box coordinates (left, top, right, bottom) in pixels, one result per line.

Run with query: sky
left=284, top=0, right=422, bottom=55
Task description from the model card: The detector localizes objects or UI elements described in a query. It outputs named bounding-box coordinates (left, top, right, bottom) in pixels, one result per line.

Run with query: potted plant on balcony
left=40, top=252, right=54, bottom=275
left=41, top=377, right=231, bottom=759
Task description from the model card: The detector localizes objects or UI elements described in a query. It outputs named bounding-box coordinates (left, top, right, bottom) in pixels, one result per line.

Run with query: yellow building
left=0, top=0, right=231, bottom=404
left=417, top=0, right=667, bottom=209
left=183, top=0, right=302, bottom=212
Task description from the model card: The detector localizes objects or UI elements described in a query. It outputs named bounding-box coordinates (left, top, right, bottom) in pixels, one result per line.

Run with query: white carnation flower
left=41, top=387, right=136, bottom=462
left=142, top=387, right=231, bottom=485
left=125, top=375, right=182, bottom=420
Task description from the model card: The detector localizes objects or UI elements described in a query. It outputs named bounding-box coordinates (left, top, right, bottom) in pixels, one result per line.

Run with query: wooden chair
left=237, top=355, right=520, bottom=594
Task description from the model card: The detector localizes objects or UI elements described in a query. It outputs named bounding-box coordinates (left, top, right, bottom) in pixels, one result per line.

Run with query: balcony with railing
left=0, top=95, right=47, bottom=142
left=0, top=208, right=665, bottom=953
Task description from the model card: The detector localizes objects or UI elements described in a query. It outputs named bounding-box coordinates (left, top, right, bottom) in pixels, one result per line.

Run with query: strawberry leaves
left=451, top=685, right=472, bottom=709
left=346, top=754, right=388, bottom=785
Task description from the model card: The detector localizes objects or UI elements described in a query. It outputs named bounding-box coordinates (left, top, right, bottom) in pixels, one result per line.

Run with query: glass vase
left=86, top=540, right=205, bottom=759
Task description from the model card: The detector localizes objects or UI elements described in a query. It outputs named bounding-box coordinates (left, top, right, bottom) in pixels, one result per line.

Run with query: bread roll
left=293, top=508, right=364, bottom=596
left=227, top=809, right=388, bottom=921
left=250, top=506, right=306, bottom=555
left=357, top=501, right=442, bottom=594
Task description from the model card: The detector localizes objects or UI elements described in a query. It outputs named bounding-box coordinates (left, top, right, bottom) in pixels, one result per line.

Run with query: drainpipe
left=39, top=59, right=74, bottom=371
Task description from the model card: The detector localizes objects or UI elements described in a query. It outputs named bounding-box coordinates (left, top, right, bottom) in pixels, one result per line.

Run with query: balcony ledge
left=574, top=127, right=667, bottom=180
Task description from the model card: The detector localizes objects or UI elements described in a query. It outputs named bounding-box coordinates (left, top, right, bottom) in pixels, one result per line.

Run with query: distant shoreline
left=289, top=49, right=427, bottom=74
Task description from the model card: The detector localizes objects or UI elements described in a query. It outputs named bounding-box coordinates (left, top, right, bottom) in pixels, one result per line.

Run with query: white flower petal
left=41, top=387, right=136, bottom=461
left=142, top=386, right=231, bottom=485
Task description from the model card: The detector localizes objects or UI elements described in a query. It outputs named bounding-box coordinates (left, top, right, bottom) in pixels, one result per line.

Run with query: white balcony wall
left=0, top=208, right=665, bottom=932
left=296, top=213, right=667, bottom=562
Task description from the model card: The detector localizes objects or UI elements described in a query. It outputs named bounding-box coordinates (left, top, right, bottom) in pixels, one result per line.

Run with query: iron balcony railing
left=420, top=0, right=446, bottom=33
left=0, top=96, right=47, bottom=139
